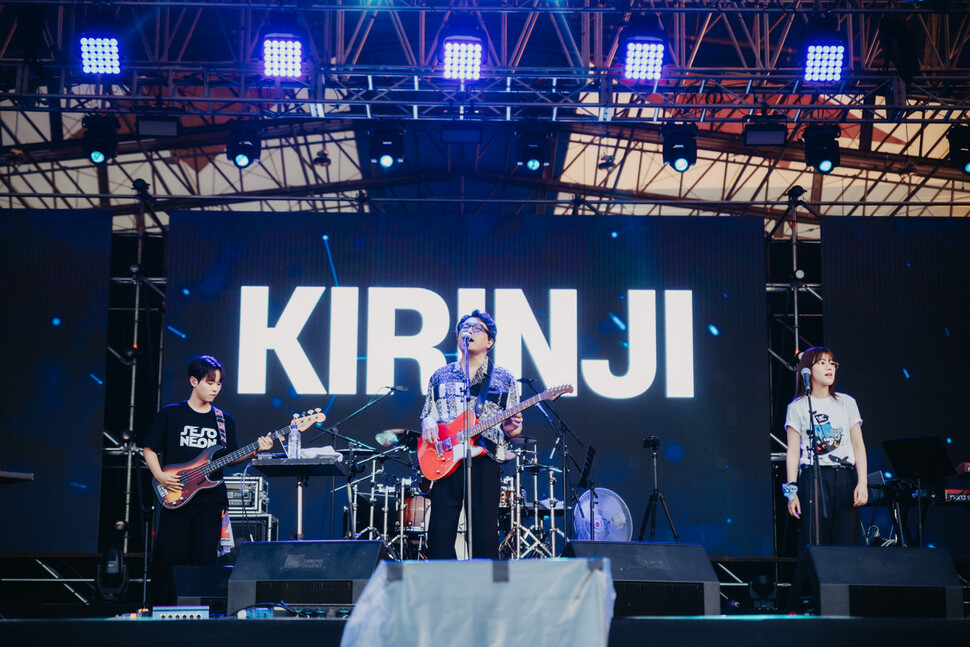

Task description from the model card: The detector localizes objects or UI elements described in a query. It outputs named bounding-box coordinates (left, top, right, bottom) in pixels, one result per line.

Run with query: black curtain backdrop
left=821, top=217, right=970, bottom=555
left=0, top=209, right=111, bottom=553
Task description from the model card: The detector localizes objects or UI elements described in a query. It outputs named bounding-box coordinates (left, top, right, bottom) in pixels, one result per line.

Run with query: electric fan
left=572, top=488, right=633, bottom=541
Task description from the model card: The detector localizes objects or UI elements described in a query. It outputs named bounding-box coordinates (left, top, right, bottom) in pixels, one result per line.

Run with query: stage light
left=82, top=115, right=119, bottom=165
left=803, top=124, right=841, bottom=174
left=662, top=123, right=698, bottom=173
left=623, top=37, right=665, bottom=82
left=313, top=149, right=331, bottom=167
left=226, top=122, right=261, bottom=169
left=370, top=128, right=404, bottom=169
left=80, top=35, right=121, bottom=75
left=516, top=134, right=549, bottom=172
left=443, top=35, right=484, bottom=81
left=743, top=120, right=788, bottom=146
left=946, top=125, right=970, bottom=174
left=802, top=25, right=846, bottom=83
left=263, top=35, right=303, bottom=78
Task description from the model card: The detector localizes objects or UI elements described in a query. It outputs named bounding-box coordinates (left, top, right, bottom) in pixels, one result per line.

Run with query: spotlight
left=313, top=149, right=332, bottom=167
left=516, top=134, right=549, bottom=172
left=946, top=125, right=970, bottom=174
left=80, top=35, right=121, bottom=75
left=662, top=123, right=698, bottom=173
left=226, top=121, right=262, bottom=169
left=802, top=23, right=846, bottom=83
left=263, top=35, right=303, bottom=78
left=442, top=35, right=484, bottom=82
left=369, top=128, right=404, bottom=169
left=623, top=37, right=665, bottom=82
left=803, top=124, right=841, bottom=174
left=82, top=115, right=119, bottom=165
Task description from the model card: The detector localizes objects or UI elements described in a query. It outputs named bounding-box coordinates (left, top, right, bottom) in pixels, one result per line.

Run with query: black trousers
left=150, top=500, right=224, bottom=606
left=428, top=455, right=500, bottom=560
left=798, top=466, right=861, bottom=547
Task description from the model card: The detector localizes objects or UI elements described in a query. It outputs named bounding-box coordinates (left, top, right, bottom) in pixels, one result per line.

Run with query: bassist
left=142, top=355, right=273, bottom=606
left=420, top=311, right=523, bottom=559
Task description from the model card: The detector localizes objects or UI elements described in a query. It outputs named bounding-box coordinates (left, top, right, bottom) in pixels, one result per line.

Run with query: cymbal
left=375, top=428, right=420, bottom=451
left=507, top=435, right=538, bottom=446
left=382, top=428, right=420, bottom=436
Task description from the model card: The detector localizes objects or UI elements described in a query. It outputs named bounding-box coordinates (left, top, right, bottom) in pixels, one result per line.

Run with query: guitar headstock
left=542, top=384, right=574, bottom=401
left=291, top=408, right=326, bottom=432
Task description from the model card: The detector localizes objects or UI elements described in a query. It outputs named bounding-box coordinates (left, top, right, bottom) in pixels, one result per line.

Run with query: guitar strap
left=212, top=406, right=227, bottom=445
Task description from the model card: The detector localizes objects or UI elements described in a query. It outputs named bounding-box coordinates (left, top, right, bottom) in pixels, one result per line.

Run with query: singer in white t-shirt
left=783, top=347, right=868, bottom=546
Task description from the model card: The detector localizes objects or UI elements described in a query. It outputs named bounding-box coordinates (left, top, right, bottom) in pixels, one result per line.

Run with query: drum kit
left=338, top=429, right=567, bottom=560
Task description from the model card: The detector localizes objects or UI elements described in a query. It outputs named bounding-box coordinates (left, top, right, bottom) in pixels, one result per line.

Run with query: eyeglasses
left=459, top=323, right=489, bottom=334
left=814, top=359, right=839, bottom=369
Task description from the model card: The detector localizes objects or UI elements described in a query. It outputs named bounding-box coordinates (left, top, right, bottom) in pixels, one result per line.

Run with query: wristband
left=781, top=482, right=798, bottom=502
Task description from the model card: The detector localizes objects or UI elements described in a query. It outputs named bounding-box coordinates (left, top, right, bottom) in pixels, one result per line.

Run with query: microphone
left=517, top=377, right=537, bottom=384
left=386, top=385, right=409, bottom=392
left=460, top=332, right=471, bottom=346
left=800, top=367, right=812, bottom=392
left=548, top=434, right=562, bottom=460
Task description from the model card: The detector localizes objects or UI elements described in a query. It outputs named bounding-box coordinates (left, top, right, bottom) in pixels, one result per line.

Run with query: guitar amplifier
left=224, top=475, right=269, bottom=514
left=230, top=513, right=278, bottom=547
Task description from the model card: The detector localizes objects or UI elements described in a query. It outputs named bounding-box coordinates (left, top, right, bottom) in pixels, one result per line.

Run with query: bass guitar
left=151, top=409, right=326, bottom=510
left=417, top=385, right=573, bottom=481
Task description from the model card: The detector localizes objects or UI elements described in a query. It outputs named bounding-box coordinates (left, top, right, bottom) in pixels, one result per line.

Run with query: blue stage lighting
left=623, top=38, right=665, bottom=82
left=80, top=36, right=121, bottom=75
left=803, top=124, right=841, bottom=174
left=803, top=40, right=845, bottom=83
left=82, top=115, right=118, bottom=165
left=662, top=123, right=698, bottom=173
left=443, top=36, right=484, bottom=81
left=370, top=128, right=404, bottom=169
left=263, top=36, right=303, bottom=78
left=226, top=122, right=262, bottom=169
left=946, top=125, right=970, bottom=174
left=517, top=135, right=549, bottom=172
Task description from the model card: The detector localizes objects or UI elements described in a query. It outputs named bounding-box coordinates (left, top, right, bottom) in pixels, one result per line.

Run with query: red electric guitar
left=417, top=385, right=573, bottom=481
left=151, top=409, right=326, bottom=510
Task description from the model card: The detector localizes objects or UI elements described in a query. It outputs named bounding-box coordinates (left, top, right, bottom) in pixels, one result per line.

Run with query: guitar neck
left=453, top=391, right=547, bottom=443
left=200, top=424, right=290, bottom=476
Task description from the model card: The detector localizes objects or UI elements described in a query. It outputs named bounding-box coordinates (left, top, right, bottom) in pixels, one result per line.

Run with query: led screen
left=162, top=211, right=772, bottom=556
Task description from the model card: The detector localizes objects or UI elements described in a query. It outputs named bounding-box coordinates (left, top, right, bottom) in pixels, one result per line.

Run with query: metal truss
left=0, top=1, right=968, bottom=222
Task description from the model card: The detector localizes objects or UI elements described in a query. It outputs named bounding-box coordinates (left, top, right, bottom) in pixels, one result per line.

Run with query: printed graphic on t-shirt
left=811, top=412, right=843, bottom=456
left=180, top=425, right=219, bottom=449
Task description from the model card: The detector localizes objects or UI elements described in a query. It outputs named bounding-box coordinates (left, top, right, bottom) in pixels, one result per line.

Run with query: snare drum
left=402, top=491, right=430, bottom=532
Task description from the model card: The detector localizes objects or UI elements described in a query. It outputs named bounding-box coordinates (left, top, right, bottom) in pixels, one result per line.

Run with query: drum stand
left=499, top=451, right=553, bottom=559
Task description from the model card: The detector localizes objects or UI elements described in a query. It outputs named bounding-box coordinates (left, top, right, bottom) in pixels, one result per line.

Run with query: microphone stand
left=520, top=378, right=584, bottom=546
left=305, top=387, right=395, bottom=539
left=804, top=388, right=826, bottom=546
left=461, top=339, right=474, bottom=559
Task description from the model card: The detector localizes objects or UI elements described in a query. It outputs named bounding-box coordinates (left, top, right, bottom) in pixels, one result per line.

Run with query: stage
left=1, top=615, right=968, bottom=647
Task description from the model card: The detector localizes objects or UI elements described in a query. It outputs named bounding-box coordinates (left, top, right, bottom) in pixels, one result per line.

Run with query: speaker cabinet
left=787, top=546, right=962, bottom=618
left=172, top=566, right=232, bottom=613
left=562, top=541, right=719, bottom=616
left=226, top=540, right=389, bottom=615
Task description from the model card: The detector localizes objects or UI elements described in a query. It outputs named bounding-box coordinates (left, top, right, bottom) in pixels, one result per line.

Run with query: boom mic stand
left=637, top=436, right=680, bottom=542
left=307, top=386, right=398, bottom=538
left=519, top=378, right=585, bottom=544
left=804, top=388, right=826, bottom=546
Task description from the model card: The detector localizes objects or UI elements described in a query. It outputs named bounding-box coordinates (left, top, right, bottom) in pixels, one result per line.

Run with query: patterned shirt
left=421, top=356, right=519, bottom=459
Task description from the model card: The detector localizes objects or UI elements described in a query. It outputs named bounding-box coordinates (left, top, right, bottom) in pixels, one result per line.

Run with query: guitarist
left=142, top=355, right=273, bottom=605
left=420, top=311, right=523, bottom=559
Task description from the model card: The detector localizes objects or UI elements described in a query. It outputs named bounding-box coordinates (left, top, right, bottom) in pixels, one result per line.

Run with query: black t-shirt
left=142, top=401, right=239, bottom=506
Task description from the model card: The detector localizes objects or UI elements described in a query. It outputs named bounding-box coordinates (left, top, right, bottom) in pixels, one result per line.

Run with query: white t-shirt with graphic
left=785, top=393, right=862, bottom=468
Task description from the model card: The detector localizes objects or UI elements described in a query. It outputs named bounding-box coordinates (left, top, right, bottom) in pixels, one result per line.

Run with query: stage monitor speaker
left=787, top=545, right=962, bottom=618
left=561, top=541, right=719, bottom=616
left=226, top=540, right=389, bottom=615
left=173, top=566, right=231, bottom=614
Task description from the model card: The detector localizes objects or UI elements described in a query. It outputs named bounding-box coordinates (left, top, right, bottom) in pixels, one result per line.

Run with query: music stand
left=252, top=457, right=347, bottom=540
left=882, top=436, right=955, bottom=547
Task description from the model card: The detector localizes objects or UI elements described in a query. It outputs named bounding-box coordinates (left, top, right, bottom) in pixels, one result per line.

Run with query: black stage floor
left=1, top=616, right=968, bottom=647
